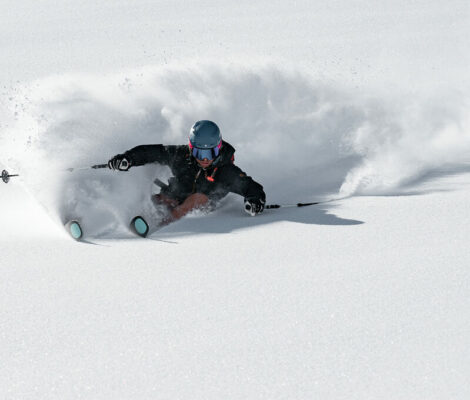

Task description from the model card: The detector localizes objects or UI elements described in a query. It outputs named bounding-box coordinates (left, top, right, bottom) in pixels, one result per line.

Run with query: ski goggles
left=189, top=142, right=222, bottom=161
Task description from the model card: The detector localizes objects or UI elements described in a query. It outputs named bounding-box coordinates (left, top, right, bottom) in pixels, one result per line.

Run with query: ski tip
left=130, top=216, right=149, bottom=238
left=65, top=220, right=83, bottom=241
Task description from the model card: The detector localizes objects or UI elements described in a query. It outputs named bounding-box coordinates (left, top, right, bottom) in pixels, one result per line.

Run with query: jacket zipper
left=192, top=169, right=202, bottom=193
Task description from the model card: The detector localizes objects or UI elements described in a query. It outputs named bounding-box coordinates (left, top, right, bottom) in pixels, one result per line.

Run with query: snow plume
left=339, top=92, right=470, bottom=195
left=0, top=64, right=469, bottom=235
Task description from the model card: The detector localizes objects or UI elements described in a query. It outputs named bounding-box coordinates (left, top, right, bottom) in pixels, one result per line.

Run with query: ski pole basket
left=2, top=170, right=19, bottom=184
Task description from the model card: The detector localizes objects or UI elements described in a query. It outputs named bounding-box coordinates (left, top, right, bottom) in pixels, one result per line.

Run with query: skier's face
left=196, top=158, right=214, bottom=169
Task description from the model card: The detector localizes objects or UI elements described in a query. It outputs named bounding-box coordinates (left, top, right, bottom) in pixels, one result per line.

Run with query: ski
left=65, top=220, right=83, bottom=241
left=64, top=216, right=152, bottom=241
left=129, top=214, right=174, bottom=238
left=130, top=216, right=150, bottom=238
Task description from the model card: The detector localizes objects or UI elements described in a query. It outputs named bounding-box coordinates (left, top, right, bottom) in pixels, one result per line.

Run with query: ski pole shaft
left=65, top=163, right=108, bottom=172
left=266, top=196, right=349, bottom=209
left=2, top=162, right=109, bottom=184
left=265, top=201, right=321, bottom=209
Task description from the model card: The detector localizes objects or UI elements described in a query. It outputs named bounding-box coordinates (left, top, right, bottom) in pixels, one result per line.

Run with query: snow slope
left=0, top=1, right=469, bottom=399
left=2, top=178, right=470, bottom=399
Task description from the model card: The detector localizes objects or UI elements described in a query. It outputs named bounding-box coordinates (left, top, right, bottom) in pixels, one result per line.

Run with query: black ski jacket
left=123, top=141, right=265, bottom=204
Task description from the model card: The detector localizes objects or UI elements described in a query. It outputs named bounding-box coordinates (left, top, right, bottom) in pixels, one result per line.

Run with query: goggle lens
left=191, top=143, right=221, bottom=160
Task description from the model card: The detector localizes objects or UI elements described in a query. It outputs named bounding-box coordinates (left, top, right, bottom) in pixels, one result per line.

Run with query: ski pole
left=2, top=163, right=109, bottom=184
left=265, top=196, right=350, bottom=209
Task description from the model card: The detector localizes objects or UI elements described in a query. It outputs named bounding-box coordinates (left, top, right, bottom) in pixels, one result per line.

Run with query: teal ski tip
left=130, top=216, right=149, bottom=238
left=65, top=220, right=83, bottom=241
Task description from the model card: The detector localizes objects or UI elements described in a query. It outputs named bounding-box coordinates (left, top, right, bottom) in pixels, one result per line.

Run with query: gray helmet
left=189, top=120, right=222, bottom=162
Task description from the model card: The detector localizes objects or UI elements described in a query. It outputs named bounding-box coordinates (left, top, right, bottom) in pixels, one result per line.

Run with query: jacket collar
left=216, top=140, right=235, bottom=166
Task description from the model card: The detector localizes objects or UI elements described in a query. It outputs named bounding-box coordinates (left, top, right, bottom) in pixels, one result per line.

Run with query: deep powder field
left=0, top=1, right=469, bottom=399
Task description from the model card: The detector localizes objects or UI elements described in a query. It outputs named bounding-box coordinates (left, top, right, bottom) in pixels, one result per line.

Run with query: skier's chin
left=197, top=160, right=213, bottom=169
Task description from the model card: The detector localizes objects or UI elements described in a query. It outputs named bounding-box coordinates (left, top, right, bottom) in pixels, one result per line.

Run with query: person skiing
left=107, top=120, right=266, bottom=226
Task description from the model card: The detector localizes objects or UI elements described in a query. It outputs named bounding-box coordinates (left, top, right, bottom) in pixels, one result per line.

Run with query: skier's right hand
left=244, top=197, right=265, bottom=216
left=108, top=154, right=131, bottom=171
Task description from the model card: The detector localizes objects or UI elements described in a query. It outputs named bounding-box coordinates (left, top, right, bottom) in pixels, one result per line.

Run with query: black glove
left=244, top=197, right=265, bottom=216
left=108, top=154, right=131, bottom=171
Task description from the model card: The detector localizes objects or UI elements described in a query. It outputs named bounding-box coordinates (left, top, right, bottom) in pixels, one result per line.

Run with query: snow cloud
left=1, top=64, right=469, bottom=234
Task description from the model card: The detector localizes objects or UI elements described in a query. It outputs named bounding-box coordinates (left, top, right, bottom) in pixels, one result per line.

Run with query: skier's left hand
left=244, top=197, right=265, bottom=216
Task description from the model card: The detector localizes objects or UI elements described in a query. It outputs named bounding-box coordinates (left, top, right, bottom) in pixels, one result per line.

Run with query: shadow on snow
left=152, top=199, right=363, bottom=239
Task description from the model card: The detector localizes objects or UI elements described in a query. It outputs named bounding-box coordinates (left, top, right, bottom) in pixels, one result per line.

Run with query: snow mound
left=0, top=64, right=469, bottom=235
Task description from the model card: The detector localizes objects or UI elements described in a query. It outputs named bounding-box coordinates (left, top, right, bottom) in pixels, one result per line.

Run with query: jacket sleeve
left=218, top=164, right=266, bottom=201
left=124, top=145, right=178, bottom=167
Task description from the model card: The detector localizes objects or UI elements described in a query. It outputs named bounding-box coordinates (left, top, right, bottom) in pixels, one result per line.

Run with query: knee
left=152, top=194, right=179, bottom=208
left=185, top=193, right=209, bottom=206
left=171, top=193, right=210, bottom=220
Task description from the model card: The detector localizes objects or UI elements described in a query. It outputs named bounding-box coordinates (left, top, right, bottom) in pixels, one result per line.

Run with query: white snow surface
left=0, top=1, right=469, bottom=399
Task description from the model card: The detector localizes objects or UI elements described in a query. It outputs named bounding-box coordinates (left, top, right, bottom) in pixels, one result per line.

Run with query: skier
left=107, top=120, right=266, bottom=226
